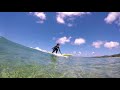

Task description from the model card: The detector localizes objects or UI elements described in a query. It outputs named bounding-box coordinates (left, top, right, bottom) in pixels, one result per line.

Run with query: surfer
left=52, top=43, right=62, bottom=54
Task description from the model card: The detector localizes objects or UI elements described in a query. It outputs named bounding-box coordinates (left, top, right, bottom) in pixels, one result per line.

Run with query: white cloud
left=92, top=52, right=95, bottom=54
left=78, top=51, right=81, bottom=54
left=92, top=40, right=120, bottom=49
left=104, top=12, right=120, bottom=24
left=104, top=41, right=119, bottom=49
left=74, top=38, right=86, bottom=45
left=56, top=12, right=91, bottom=25
left=92, top=41, right=103, bottom=48
left=56, top=15, right=65, bottom=24
left=29, top=12, right=46, bottom=23
left=56, top=36, right=72, bottom=44
left=72, top=51, right=82, bottom=56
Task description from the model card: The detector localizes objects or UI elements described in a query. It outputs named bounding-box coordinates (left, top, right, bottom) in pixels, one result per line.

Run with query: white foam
left=33, top=47, right=70, bottom=58
left=48, top=52, right=68, bottom=58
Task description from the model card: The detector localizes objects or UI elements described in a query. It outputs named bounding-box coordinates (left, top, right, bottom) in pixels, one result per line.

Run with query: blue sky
left=0, top=12, right=120, bottom=57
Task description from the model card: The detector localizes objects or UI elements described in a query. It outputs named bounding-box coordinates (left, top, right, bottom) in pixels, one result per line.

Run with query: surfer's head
left=57, top=43, right=60, bottom=46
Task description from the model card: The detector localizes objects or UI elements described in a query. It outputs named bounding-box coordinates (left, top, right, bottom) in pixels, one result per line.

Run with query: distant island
left=93, top=53, right=120, bottom=58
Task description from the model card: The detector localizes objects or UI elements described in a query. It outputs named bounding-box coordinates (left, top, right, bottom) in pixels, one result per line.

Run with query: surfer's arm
left=52, top=46, right=55, bottom=49
left=58, top=48, right=62, bottom=54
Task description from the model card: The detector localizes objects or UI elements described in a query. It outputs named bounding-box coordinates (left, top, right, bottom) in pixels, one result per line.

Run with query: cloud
left=56, top=12, right=91, bottom=25
left=104, top=41, right=119, bottom=49
left=72, top=51, right=82, bottom=56
left=56, top=15, right=65, bottom=24
left=104, top=12, right=120, bottom=25
left=92, top=40, right=120, bottom=49
left=78, top=51, right=81, bottom=54
left=56, top=36, right=72, bottom=44
left=92, top=41, right=103, bottom=48
left=92, top=52, right=95, bottom=54
left=29, top=12, right=46, bottom=23
left=74, top=38, right=86, bottom=45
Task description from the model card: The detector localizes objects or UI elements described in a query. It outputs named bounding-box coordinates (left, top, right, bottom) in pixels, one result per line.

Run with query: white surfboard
left=47, top=52, right=68, bottom=58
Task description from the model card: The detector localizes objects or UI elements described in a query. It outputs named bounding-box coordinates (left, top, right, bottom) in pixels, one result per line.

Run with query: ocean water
left=43, top=55, right=120, bottom=78
left=0, top=52, right=120, bottom=78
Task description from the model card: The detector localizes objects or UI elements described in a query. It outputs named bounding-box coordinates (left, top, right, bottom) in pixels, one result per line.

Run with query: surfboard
left=48, top=52, right=71, bottom=58
left=62, top=54, right=72, bottom=56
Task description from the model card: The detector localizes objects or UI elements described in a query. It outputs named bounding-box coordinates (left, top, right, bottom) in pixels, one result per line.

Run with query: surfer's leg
left=56, top=49, right=58, bottom=53
left=52, top=49, right=55, bottom=53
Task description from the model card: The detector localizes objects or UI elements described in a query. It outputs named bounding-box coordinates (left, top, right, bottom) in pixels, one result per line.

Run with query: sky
left=0, top=12, right=120, bottom=57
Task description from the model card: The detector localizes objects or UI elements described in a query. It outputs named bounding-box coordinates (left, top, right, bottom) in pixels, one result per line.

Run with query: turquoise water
left=0, top=37, right=120, bottom=78
left=42, top=55, right=120, bottom=78
left=1, top=52, right=120, bottom=78
left=55, top=56, right=120, bottom=78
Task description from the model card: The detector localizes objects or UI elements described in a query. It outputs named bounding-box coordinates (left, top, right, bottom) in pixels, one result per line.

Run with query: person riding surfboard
left=52, top=43, right=62, bottom=54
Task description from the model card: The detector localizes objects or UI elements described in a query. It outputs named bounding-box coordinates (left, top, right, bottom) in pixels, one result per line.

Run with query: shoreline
left=91, top=56, right=120, bottom=58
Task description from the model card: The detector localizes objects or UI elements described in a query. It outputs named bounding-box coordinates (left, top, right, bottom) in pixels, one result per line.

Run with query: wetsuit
left=52, top=45, right=60, bottom=54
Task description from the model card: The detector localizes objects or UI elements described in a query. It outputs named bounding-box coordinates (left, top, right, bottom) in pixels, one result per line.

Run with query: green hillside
left=93, top=53, right=120, bottom=58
